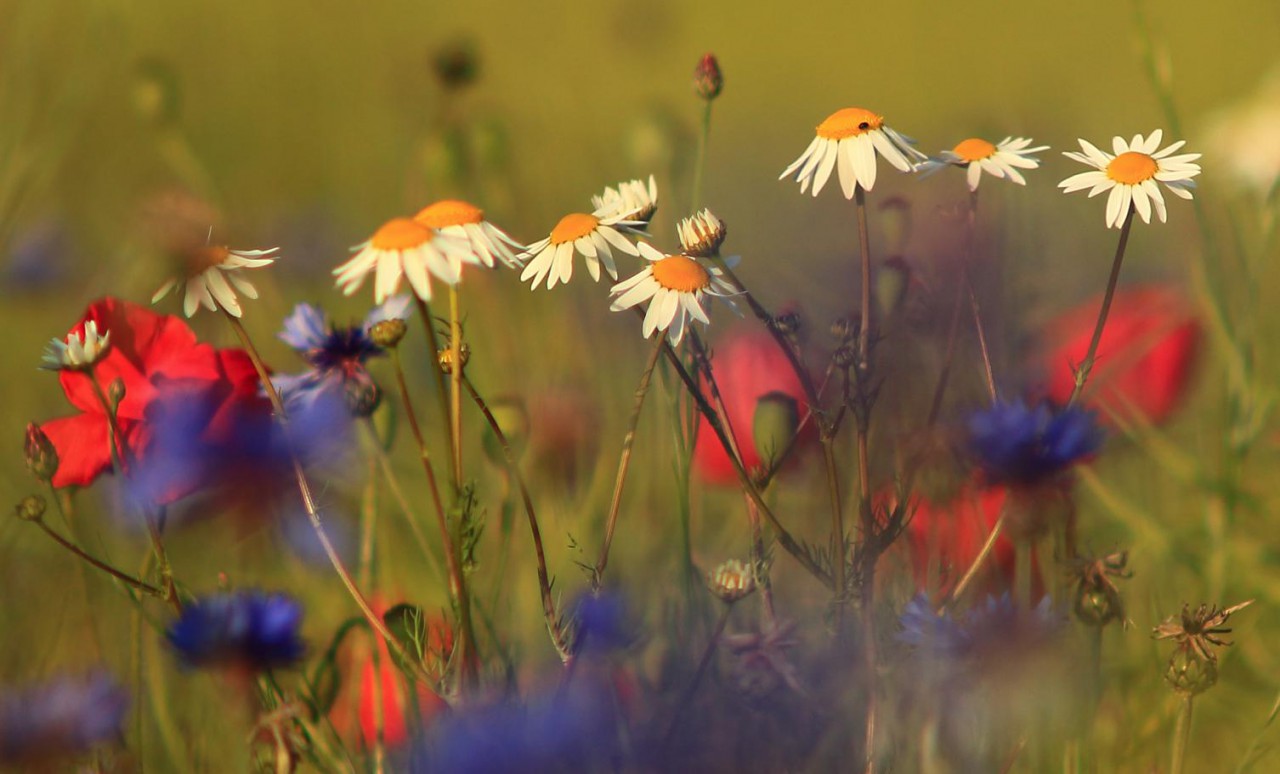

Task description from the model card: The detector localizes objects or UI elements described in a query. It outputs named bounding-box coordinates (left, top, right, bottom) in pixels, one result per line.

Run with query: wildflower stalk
left=461, top=373, right=570, bottom=662
left=938, top=508, right=1007, bottom=611
left=664, top=601, right=734, bottom=746
left=1068, top=205, right=1136, bottom=405
left=448, top=285, right=464, bottom=490
left=32, top=498, right=163, bottom=596
left=361, top=418, right=445, bottom=582
left=222, top=313, right=417, bottom=675
left=413, top=296, right=460, bottom=491
left=595, top=336, right=665, bottom=590
left=964, top=190, right=999, bottom=402
left=356, top=475, right=387, bottom=774
left=386, top=345, right=481, bottom=685
left=691, top=99, right=713, bottom=212
left=1170, top=695, right=1195, bottom=774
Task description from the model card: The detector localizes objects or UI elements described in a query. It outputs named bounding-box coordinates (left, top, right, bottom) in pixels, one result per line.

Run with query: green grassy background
left=2, top=0, right=1279, bottom=770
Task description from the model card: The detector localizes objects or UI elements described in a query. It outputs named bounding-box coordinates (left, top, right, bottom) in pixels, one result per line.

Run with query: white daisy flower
left=779, top=107, right=926, bottom=198
left=333, top=218, right=478, bottom=303
left=591, top=175, right=658, bottom=230
left=1058, top=130, right=1202, bottom=228
left=414, top=199, right=525, bottom=269
left=41, top=320, right=111, bottom=371
left=609, top=242, right=738, bottom=346
left=677, top=208, right=727, bottom=257
left=151, top=244, right=279, bottom=318
left=518, top=209, right=641, bottom=290
left=918, top=136, right=1048, bottom=190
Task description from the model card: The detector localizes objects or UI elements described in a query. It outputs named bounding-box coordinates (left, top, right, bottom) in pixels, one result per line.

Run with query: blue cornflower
left=898, top=593, right=1064, bottom=664
left=274, top=295, right=411, bottom=414
left=569, top=591, right=634, bottom=655
left=168, top=590, right=306, bottom=671
left=0, top=672, right=128, bottom=764
left=897, top=594, right=971, bottom=658
left=966, top=400, right=1103, bottom=485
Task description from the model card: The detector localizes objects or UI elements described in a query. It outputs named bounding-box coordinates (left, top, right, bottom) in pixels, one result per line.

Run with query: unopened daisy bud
left=1165, top=646, right=1217, bottom=696
left=693, top=53, right=723, bottom=101
left=481, top=398, right=531, bottom=467
left=107, top=377, right=127, bottom=409
left=41, top=320, right=111, bottom=371
left=369, top=319, right=408, bottom=349
left=438, top=342, right=470, bottom=374
left=709, top=559, right=755, bottom=604
left=15, top=494, right=47, bottom=522
left=753, top=392, right=800, bottom=469
left=677, top=209, right=727, bottom=257
left=24, top=423, right=59, bottom=482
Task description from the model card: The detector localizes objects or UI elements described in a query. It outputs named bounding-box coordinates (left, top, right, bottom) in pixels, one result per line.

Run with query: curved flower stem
left=386, top=346, right=480, bottom=686
left=1068, top=205, right=1137, bottom=406
left=222, top=313, right=415, bottom=673
left=461, top=374, right=570, bottom=662
left=413, top=296, right=460, bottom=492
left=360, top=418, right=445, bottom=582
left=927, top=264, right=969, bottom=427
left=854, top=187, right=873, bottom=370
left=33, top=508, right=163, bottom=596
left=1170, top=694, right=1195, bottom=774
left=964, top=189, right=999, bottom=403
left=937, top=508, right=1007, bottom=613
left=448, top=285, right=464, bottom=491
left=595, top=336, right=665, bottom=591
left=656, top=334, right=831, bottom=589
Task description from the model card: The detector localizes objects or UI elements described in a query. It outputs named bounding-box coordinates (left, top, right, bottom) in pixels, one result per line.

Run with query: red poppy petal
left=40, top=414, right=117, bottom=488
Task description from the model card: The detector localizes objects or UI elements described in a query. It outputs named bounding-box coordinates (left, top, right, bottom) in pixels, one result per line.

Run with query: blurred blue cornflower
left=965, top=400, right=1103, bottom=485
left=569, top=591, right=634, bottom=655
left=274, top=295, right=411, bottom=416
left=168, top=590, right=306, bottom=671
left=898, top=593, right=1064, bottom=663
left=0, top=672, right=128, bottom=764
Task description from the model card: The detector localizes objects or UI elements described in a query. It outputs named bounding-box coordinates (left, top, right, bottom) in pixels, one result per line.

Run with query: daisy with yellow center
left=413, top=199, right=525, bottom=269
left=779, top=107, right=926, bottom=198
left=1059, top=130, right=1201, bottom=228
left=333, top=218, right=478, bottom=303
left=919, top=136, right=1048, bottom=190
left=609, top=242, right=738, bottom=345
left=519, top=207, right=641, bottom=290
left=591, top=175, right=659, bottom=229
left=152, top=243, right=279, bottom=318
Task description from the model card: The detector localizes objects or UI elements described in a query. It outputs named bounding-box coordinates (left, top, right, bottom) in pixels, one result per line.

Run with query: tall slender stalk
left=1068, top=206, right=1137, bottom=405
left=33, top=506, right=163, bottom=596
left=1170, top=695, right=1195, bottom=774
left=448, top=285, right=464, bottom=490
left=691, top=99, right=713, bottom=212
left=595, top=337, right=665, bottom=589
left=964, top=190, right=999, bottom=403
left=413, top=296, right=459, bottom=490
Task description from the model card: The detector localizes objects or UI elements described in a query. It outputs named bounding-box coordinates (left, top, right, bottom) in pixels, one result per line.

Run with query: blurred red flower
left=1039, top=285, right=1200, bottom=424
left=693, top=329, right=815, bottom=485
left=904, top=484, right=1014, bottom=596
left=38, top=297, right=269, bottom=501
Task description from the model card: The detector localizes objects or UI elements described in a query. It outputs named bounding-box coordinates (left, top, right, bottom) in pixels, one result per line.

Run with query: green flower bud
left=753, top=392, right=800, bottom=469
left=15, top=494, right=46, bottom=522
left=24, top=423, right=59, bottom=482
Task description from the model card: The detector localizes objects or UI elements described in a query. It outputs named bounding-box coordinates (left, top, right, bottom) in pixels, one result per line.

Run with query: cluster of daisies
left=780, top=106, right=1201, bottom=231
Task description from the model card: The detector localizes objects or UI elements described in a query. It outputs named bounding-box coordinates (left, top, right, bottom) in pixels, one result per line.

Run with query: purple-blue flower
left=274, top=296, right=411, bottom=414
left=168, top=590, right=306, bottom=671
left=966, top=400, right=1103, bottom=485
left=0, top=672, right=128, bottom=764
left=898, top=593, right=1064, bottom=663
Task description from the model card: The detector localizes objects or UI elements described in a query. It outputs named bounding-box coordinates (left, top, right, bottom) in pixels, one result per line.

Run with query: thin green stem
left=938, top=510, right=1007, bottom=612
left=595, top=336, right=664, bottom=590
left=448, top=285, right=464, bottom=491
left=1171, top=695, right=1195, bottom=774
left=413, top=296, right=459, bottom=492
left=964, top=189, right=999, bottom=403
left=1068, top=206, right=1136, bottom=406
left=360, top=418, right=444, bottom=582
left=33, top=511, right=162, bottom=596
left=854, top=187, right=873, bottom=371
left=691, top=99, right=713, bottom=212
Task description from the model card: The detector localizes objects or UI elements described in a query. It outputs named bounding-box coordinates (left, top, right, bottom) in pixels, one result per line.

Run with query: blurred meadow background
left=3, top=0, right=1280, bottom=770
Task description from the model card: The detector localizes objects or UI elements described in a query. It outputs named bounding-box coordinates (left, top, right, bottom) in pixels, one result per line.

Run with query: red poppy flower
left=904, top=484, right=1015, bottom=596
left=38, top=297, right=269, bottom=502
left=693, top=329, right=815, bottom=485
left=1039, top=285, right=1200, bottom=424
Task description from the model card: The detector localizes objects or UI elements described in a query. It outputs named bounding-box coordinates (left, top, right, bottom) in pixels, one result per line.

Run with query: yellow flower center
left=952, top=138, right=997, bottom=162
left=415, top=199, right=485, bottom=228
left=816, top=108, right=884, bottom=140
left=186, top=245, right=230, bottom=274
left=370, top=218, right=434, bottom=251
left=651, top=255, right=711, bottom=292
left=1106, top=151, right=1159, bottom=185
left=550, top=213, right=599, bottom=244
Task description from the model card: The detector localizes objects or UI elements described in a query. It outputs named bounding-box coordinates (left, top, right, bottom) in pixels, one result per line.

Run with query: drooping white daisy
left=413, top=199, right=525, bottom=269
left=609, top=242, right=738, bottom=346
left=591, top=175, right=658, bottom=230
left=918, top=136, right=1048, bottom=190
left=779, top=107, right=926, bottom=198
left=518, top=210, right=641, bottom=290
left=1058, top=130, right=1201, bottom=228
left=41, top=320, right=111, bottom=371
left=334, top=218, right=478, bottom=303
left=151, top=244, right=279, bottom=318
left=677, top=208, right=727, bottom=257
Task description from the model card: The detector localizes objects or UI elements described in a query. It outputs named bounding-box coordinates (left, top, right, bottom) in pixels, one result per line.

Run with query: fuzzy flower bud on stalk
left=438, top=342, right=470, bottom=374
left=709, top=559, right=756, bottom=604
left=1070, top=550, right=1130, bottom=627
left=432, top=38, right=479, bottom=91
left=368, top=318, right=407, bottom=349
left=107, top=377, right=127, bottom=409
left=693, top=53, right=723, bottom=101
left=753, top=392, right=800, bottom=470
left=23, top=424, right=59, bottom=482
left=830, top=316, right=856, bottom=342
left=15, top=495, right=46, bottom=522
